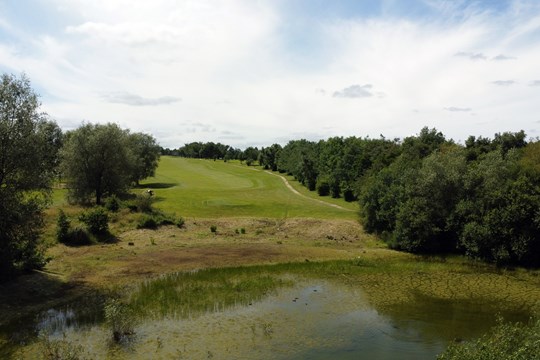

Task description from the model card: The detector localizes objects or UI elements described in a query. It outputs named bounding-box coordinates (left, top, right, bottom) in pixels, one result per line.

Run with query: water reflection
left=1, top=277, right=535, bottom=359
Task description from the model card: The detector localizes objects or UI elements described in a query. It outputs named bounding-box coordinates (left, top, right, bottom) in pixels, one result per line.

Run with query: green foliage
left=79, top=207, right=109, bottom=235
left=61, top=123, right=156, bottom=205
left=438, top=317, right=540, bottom=360
left=210, top=225, right=217, bottom=233
left=259, top=144, right=282, bottom=171
left=240, top=228, right=246, bottom=234
left=104, top=195, right=120, bottom=212
left=393, top=149, right=466, bottom=253
left=176, top=141, right=232, bottom=159
left=316, top=178, right=330, bottom=196
left=56, top=210, right=71, bottom=243
left=137, top=215, right=158, bottom=229
left=127, top=132, right=161, bottom=185
left=137, top=212, right=185, bottom=230
left=0, top=73, right=59, bottom=280
left=359, top=129, right=540, bottom=267
left=60, top=226, right=94, bottom=246
left=242, top=146, right=260, bottom=165
left=359, top=157, right=411, bottom=234
left=104, top=298, right=137, bottom=342
left=133, top=193, right=154, bottom=213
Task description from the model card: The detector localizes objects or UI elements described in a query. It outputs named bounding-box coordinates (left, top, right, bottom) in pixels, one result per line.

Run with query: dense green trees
left=0, top=74, right=62, bottom=280
left=61, top=123, right=160, bottom=205
left=359, top=129, right=539, bottom=267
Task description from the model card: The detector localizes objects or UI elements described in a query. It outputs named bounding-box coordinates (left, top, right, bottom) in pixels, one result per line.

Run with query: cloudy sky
left=1, top=0, right=540, bottom=148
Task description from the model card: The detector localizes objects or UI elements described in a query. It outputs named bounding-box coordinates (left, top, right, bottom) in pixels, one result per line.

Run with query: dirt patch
left=45, top=218, right=377, bottom=286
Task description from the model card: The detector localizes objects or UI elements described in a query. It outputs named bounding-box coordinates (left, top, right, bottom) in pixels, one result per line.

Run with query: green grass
left=139, top=157, right=357, bottom=219
left=126, top=257, right=540, bottom=323
left=129, top=266, right=293, bottom=319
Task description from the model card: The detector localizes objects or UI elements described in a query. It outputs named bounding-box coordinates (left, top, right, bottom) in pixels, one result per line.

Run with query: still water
left=2, top=277, right=534, bottom=359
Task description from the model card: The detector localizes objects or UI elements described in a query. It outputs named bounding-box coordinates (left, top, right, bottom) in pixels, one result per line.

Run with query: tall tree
left=61, top=123, right=134, bottom=205
left=0, top=73, right=60, bottom=280
left=127, top=132, right=161, bottom=185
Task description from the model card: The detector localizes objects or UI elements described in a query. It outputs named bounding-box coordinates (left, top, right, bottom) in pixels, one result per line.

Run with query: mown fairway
left=141, top=156, right=357, bottom=219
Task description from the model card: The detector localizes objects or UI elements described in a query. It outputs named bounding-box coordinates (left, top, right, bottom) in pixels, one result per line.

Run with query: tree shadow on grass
left=59, top=230, right=119, bottom=247
left=136, top=182, right=178, bottom=189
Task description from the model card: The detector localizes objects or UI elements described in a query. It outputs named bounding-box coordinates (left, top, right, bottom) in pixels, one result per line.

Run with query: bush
left=438, top=317, right=540, bottom=360
left=137, top=215, right=158, bottom=229
left=343, top=188, right=356, bottom=202
left=104, top=195, right=120, bottom=212
left=135, top=194, right=154, bottom=213
left=210, top=225, right=217, bottom=233
left=137, top=213, right=185, bottom=230
left=79, top=207, right=109, bottom=235
left=316, top=180, right=330, bottom=196
left=56, top=210, right=71, bottom=243
left=60, top=226, right=94, bottom=246
left=240, top=228, right=246, bottom=234
left=104, top=298, right=137, bottom=342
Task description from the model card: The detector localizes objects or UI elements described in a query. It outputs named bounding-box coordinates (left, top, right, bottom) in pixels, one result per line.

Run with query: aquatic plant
left=38, top=333, right=88, bottom=360
left=104, top=298, right=137, bottom=342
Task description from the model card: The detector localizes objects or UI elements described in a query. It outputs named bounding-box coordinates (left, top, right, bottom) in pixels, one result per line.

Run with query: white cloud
left=1, top=0, right=540, bottom=147
left=492, top=54, right=516, bottom=60
left=333, top=84, right=374, bottom=98
left=444, top=107, right=472, bottom=112
left=101, top=92, right=180, bottom=106
left=492, top=80, right=516, bottom=86
left=455, top=51, right=488, bottom=60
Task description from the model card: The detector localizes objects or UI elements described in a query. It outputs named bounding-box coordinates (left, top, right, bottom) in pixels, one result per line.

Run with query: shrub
left=60, top=226, right=94, bottom=246
left=79, top=207, right=109, bottom=235
left=38, top=332, right=88, bottom=360
left=137, top=215, right=158, bottom=229
left=176, top=216, right=185, bottom=228
left=343, top=188, right=356, bottom=202
left=56, top=210, right=71, bottom=243
left=137, top=213, right=185, bottom=230
left=104, top=298, right=137, bottom=342
left=240, top=228, right=246, bottom=234
left=135, top=194, right=154, bottom=213
left=210, top=225, right=217, bottom=233
left=438, top=317, right=540, bottom=360
left=316, top=180, right=330, bottom=196
left=126, top=202, right=138, bottom=212
left=104, top=195, right=120, bottom=212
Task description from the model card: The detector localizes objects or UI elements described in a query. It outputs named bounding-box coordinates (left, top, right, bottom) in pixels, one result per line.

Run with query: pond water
left=1, top=275, right=535, bottom=359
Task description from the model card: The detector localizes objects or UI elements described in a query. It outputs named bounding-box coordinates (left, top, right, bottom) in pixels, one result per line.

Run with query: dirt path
left=232, top=163, right=354, bottom=211
left=263, top=170, right=355, bottom=212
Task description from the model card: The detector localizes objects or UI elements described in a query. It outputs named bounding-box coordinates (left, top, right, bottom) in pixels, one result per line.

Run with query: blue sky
left=1, top=0, right=539, bottom=148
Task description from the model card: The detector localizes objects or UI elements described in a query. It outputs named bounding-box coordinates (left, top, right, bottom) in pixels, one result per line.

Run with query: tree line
left=1, top=74, right=160, bottom=280
left=169, top=128, right=539, bottom=267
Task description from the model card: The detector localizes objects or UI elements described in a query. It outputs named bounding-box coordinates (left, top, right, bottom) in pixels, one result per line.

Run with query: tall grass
left=129, top=266, right=293, bottom=319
